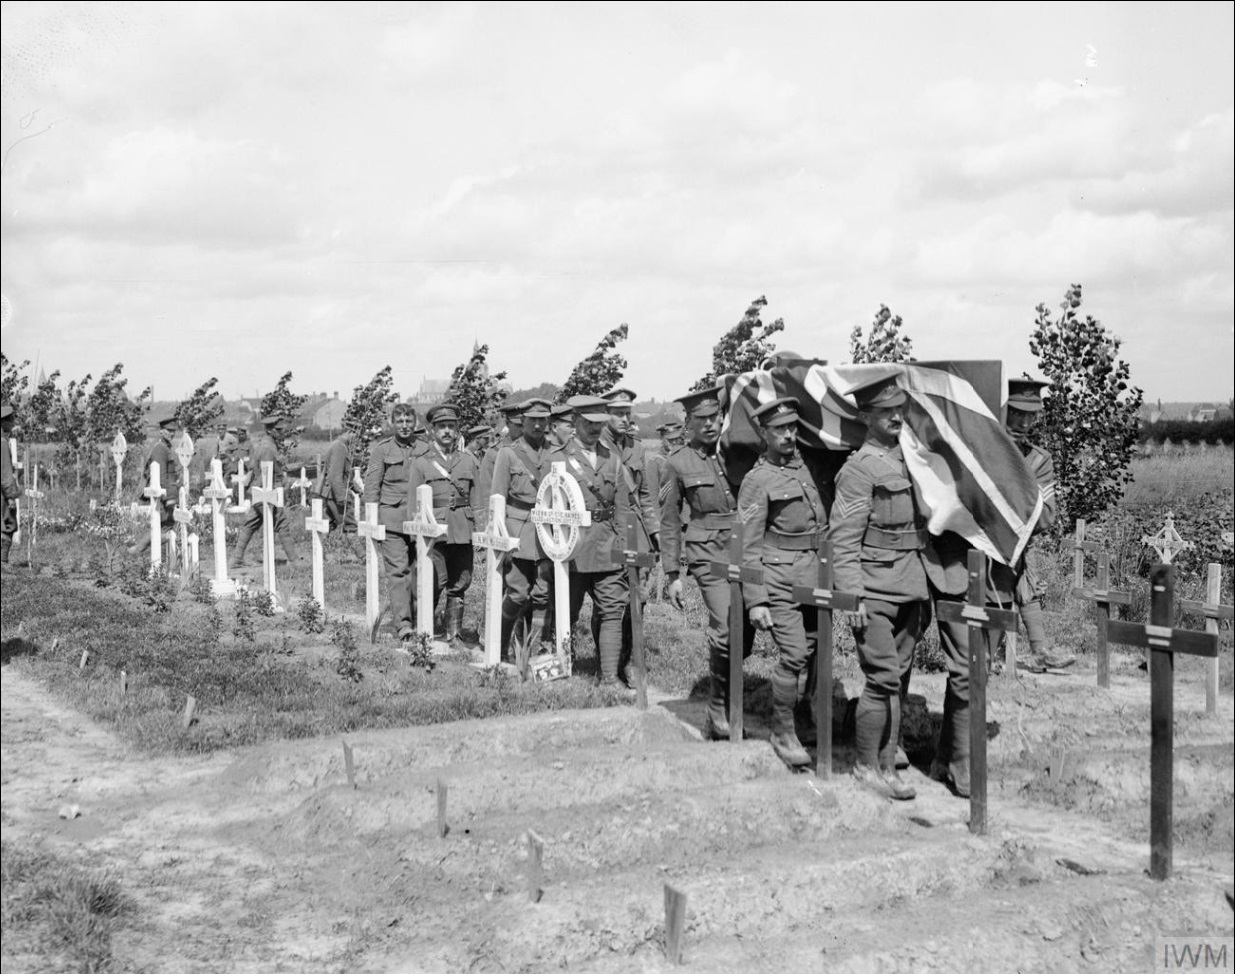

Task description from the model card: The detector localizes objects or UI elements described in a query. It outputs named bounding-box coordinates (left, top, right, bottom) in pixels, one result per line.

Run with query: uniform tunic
left=491, top=437, right=552, bottom=614
left=364, top=435, right=419, bottom=635
left=241, top=433, right=289, bottom=535
left=407, top=444, right=479, bottom=601
left=317, top=432, right=357, bottom=531
left=1, top=434, right=20, bottom=538
left=1015, top=443, right=1056, bottom=602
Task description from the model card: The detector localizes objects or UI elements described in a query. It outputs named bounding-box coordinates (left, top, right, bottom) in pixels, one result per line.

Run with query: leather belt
left=590, top=505, right=616, bottom=522
left=694, top=511, right=736, bottom=529
left=766, top=529, right=821, bottom=551
left=864, top=525, right=929, bottom=550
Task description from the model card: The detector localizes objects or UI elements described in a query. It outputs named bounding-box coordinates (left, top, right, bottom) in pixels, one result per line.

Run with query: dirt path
left=3, top=659, right=1233, bottom=973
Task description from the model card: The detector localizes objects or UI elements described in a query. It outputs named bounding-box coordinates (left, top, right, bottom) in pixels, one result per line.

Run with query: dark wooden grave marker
left=664, top=884, right=687, bottom=965
left=1107, top=564, right=1220, bottom=880
left=1180, top=563, right=1233, bottom=717
left=436, top=778, right=448, bottom=838
left=615, top=513, right=655, bottom=710
left=1073, top=548, right=1131, bottom=689
left=936, top=550, right=1019, bottom=835
left=708, top=523, right=763, bottom=742
left=791, top=540, right=859, bottom=779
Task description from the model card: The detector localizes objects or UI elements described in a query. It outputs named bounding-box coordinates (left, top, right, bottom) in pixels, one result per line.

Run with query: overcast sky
left=2, top=2, right=1232, bottom=405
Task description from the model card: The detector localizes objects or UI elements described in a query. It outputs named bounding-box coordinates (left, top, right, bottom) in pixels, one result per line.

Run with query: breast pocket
left=872, top=477, right=913, bottom=526
left=682, top=474, right=718, bottom=509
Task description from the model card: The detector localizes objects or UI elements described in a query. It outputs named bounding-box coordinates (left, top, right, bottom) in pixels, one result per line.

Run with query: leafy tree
left=259, top=372, right=309, bottom=452
left=1, top=353, right=30, bottom=407
left=849, top=305, right=915, bottom=363
left=85, top=364, right=151, bottom=446
left=175, top=377, right=225, bottom=438
left=558, top=324, right=629, bottom=402
left=24, top=370, right=62, bottom=443
left=1029, top=284, right=1144, bottom=530
left=446, top=344, right=508, bottom=432
left=691, top=296, right=785, bottom=390
left=342, top=365, right=401, bottom=465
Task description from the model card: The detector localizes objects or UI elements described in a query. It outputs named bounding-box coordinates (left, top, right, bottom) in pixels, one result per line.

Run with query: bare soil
left=2, top=648, right=1233, bottom=973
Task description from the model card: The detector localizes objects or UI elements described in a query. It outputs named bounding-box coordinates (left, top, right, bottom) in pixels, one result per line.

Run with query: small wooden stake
left=79, top=649, right=89, bottom=670
left=181, top=695, right=197, bottom=730
left=342, top=740, right=356, bottom=789
left=664, top=884, right=687, bottom=965
left=120, top=670, right=128, bottom=695
left=527, top=830, right=544, bottom=903
left=436, top=778, right=448, bottom=838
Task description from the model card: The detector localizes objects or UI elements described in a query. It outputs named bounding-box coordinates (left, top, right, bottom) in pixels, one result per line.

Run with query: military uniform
left=1, top=403, right=20, bottom=565
left=317, top=430, right=358, bottom=533
left=660, top=386, right=749, bottom=737
left=230, top=419, right=299, bottom=567
left=363, top=430, right=419, bottom=638
left=546, top=397, right=632, bottom=685
left=407, top=419, right=479, bottom=643
left=128, top=416, right=182, bottom=559
left=737, top=399, right=827, bottom=763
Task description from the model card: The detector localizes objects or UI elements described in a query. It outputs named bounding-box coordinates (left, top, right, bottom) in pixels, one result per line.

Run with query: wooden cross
left=290, top=466, right=313, bottom=507
left=791, top=540, right=860, bottom=779
left=352, top=466, right=364, bottom=524
left=708, top=523, right=763, bottom=743
left=1107, top=565, right=1219, bottom=880
left=614, top=513, right=655, bottom=710
left=530, top=462, right=591, bottom=661
left=202, top=459, right=236, bottom=596
left=8, top=439, right=21, bottom=546
left=186, top=532, right=199, bottom=573
left=1180, top=563, right=1233, bottom=717
left=1143, top=512, right=1193, bottom=565
left=228, top=458, right=251, bottom=514
left=144, top=461, right=167, bottom=568
left=174, top=432, right=195, bottom=501
left=23, top=464, right=45, bottom=559
left=249, top=461, right=284, bottom=594
left=358, top=502, right=387, bottom=633
left=1073, top=547, right=1131, bottom=689
left=110, top=432, right=127, bottom=504
left=173, top=485, right=195, bottom=576
left=472, top=494, right=520, bottom=668
left=404, top=484, right=448, bottom=639
left=935, top=550, right=1019, bottom=835
left=305, top=498, right=331, bottom=611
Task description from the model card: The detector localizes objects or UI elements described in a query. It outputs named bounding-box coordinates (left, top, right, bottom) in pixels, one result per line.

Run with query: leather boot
left=445, top=597, right=464, bottom=647
left=229, top=526, right=254, bottom=569
left=1, top=534, right=12, bottom=566
left=705, top=646, right=731, bottom=740
left=499, top=606, right=520, bottom=665
left=949, top=699, right=971, bottom=798
left=770, top=730, right=811, bottom=768
left=277, top=527, right=300, bottom=565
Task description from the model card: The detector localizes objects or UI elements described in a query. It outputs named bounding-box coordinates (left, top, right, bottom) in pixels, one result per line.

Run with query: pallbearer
left=491, top=399, right=553, bottom=660
left=827, top=378, right=932, bottom=800
left=738, top=397, right=828, bottom=767
left=660, top=384, right=750, bottom=740
left=408, top=403, right=480, bottom=648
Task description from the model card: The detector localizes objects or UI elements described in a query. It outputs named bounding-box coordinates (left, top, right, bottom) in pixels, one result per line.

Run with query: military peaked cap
left=426, top=404, right=460, bottom=425
left=751, top=397, right=802, bottom=428
left=674, top=384, right=723, bottom=418
left=551, top=402, right=574, bottom=419
left=1007, top=378, right=1049, bottom=413
left=853, top=379, right=907, bottom=411
left=521, top=398, right=552, bottom=418
left=602, top=387, right=637, bottom=406
left=567, top=395, right=610, bottom=421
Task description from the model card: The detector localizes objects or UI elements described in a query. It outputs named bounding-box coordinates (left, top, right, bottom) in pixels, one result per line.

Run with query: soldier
left=547, top=395, right=633, bottom=695
left=660, top=420, right=685, bottom=451
left=491, top=399, right=553, bottom=659
left=600, top=387, right=660, bottom=684
left=1, top=402, right=20, bottom=567
left=826, top=379, right=934, bottom=800
left=192, top=425, right=222, bottom=491
left=465, top=425, right=492, bottom=465
left=317, top=421, right=360, bottom=533
left=738, top=397, right=828, bottom=767
left=548, top=402, right=574, bottom=449
left=661, top=385, right=751, bottom=739
left=408, top=403, right=479, bottom=647
left=229, top=414, right=299, bottom=568
left=364, top=404, right=421, bottom=644
left=127, top=413, right=182, bottom=560
left=1004, top=378, right=1074, bottom=672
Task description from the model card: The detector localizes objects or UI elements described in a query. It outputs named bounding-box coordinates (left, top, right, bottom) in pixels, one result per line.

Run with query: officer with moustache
left=661, top=384, right=751, bottom=739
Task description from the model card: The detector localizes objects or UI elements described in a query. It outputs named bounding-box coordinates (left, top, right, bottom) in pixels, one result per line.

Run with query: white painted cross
left=202, top=459, right=236, bottom=596
left=358, top=502, right=387, bottom=632
left=250, top=460, right=284, bottom=594
left=9, top=438, right=23, bottom=545
left=472, top=494, right=521, bottom=667
left=173, top=485, right=195, bottom=576
left=352, top=466, right=364, bottom=524
left=1143, top=512, right=1193, bottom=565
left=228, top=458, right=251, bottom=514
left=305, top=497, right=331, bottom=611
left=187, top=532, right=200, bottom=573
left=110, top=432, right=127, bottom=505
left=403, top=484, right=447, bottom=638
left=291, top=466, right=313, bottom=507
left=144, top=461, right=167, bottom=568
left=531, top=462, right=590, bottom=660
left=23, top=464, right=45, bottom=556
left=174, top=432, right=195, bottom=502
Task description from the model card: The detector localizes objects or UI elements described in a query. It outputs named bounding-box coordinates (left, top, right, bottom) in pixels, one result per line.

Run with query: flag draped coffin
left=719, top=359, right=1041, bottom=566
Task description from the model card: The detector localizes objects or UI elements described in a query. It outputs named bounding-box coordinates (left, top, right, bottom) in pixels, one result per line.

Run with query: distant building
left=313, top=394, right=348, bottom=431
left=407, top=378, right=452, bottom=407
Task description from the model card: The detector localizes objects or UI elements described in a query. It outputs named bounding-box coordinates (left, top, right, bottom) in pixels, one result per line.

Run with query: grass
left=0, top=838, right=134, bottom=974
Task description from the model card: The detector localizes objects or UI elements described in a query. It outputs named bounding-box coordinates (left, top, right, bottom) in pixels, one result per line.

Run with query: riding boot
left=705, top=645, right=731, bottom=740
left=229, top=526, right=254, bottom=569
left=445, top=597, right=464, bottom=647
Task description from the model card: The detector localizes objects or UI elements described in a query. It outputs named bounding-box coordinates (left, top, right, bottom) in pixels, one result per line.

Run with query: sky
left=1, top=1, right=1232, bottom=405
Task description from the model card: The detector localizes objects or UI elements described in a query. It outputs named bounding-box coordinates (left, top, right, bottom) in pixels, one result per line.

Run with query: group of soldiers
left=1, top=371, right=1067, bottom=804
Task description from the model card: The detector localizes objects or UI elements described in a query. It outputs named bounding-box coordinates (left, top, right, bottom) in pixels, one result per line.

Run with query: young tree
left=691, top=296, right=785, bottom=390
left=175, top=377, right=225, bottom=438
left=259, top=372, right=309, bottom=452
left=342, top=365, right=401, bottom=465
left=1, top=353, right=30, bottom=406
left=19, top=368, right=60, bottom=443
left=848, top=305, right=915, bottom=363
left=446, top=344, right=508, bottom=432
left=85, top=364, right=151, bottom=446
left=558, top=324, right=629, bottom=401
left=1029, top=284, right=1144, bottom=529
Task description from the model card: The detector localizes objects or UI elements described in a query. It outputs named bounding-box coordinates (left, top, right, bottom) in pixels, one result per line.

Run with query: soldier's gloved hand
left=667, top=578, right=684, bottom=611
left=749, top=606, right=773, bottom=631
